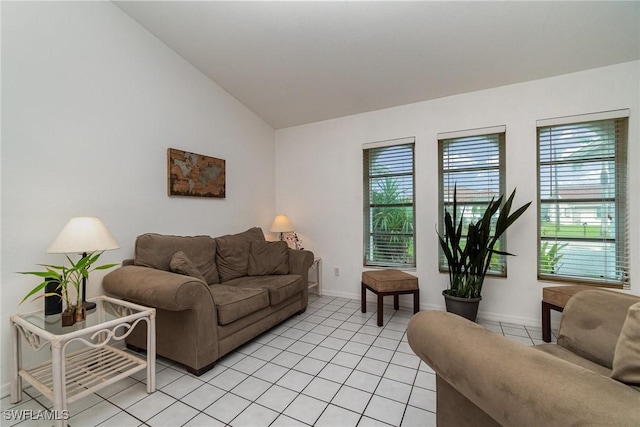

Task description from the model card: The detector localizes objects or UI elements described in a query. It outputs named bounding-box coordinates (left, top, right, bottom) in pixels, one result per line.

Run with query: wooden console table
left=542, top=285, right=593, bottom=342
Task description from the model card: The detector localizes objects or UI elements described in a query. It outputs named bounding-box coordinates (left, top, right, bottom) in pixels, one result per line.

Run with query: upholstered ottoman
left=361, top=269, right=419, bottom=326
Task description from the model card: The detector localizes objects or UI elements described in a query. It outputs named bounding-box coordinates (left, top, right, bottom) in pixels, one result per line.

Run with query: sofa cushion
left=169, top=251, right=206, bottom=282
left=231, top=275, right=304, bottom=306
left=134, top=233, right=219, bottom=285
left=612, top=302, right=640, bottom=385
left=209, top=284, right=270, bottom=325
left=248, top=241, right=289, bottom=276
left=557, top=290, right=639, bottom=368
left=215, top=227, right=265, bottom=282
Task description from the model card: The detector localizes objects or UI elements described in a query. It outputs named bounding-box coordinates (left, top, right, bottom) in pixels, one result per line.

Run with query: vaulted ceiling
left=115, top=1, right=640, bottom=129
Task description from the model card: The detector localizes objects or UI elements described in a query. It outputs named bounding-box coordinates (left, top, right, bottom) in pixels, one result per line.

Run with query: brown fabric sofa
left=103, top=227, right=314, bottom=376
left=407, top=290, right=640, bottom=426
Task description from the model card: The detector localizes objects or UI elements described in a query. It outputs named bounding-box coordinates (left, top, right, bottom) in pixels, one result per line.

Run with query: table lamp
left=269, top=214, right=294, bottom=241
left=47, top=217, right=120, bottom=310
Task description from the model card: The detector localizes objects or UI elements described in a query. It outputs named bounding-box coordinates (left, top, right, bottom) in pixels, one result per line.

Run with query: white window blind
left=438, top=129, right=506, bottom=274
left=537, top=115, right=629, bottom=288
left=363, top=138, right=415, bottom=268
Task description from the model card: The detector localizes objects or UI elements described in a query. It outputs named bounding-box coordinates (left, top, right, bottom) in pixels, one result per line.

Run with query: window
left=438, top=127, right=506, bottom=274
left=537, top=111, right=629, bottom=288
left=363, top=137, right=415, bottom=268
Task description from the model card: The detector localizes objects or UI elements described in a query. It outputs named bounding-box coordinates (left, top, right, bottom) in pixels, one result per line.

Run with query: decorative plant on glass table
left=19, top=252, right=118, bottom=325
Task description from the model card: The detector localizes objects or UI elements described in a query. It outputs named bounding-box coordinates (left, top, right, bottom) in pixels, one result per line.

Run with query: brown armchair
left=407, top=290, right=640, bottom=426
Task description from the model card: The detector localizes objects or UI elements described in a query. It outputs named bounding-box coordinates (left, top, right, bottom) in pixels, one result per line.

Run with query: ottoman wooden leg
left=542, top=301, right=551, bottom=342
left=541, top=300, right=564, bottom=342
left=393, top=294, right=399, bottom=310
left=361, top=283, right=367, bottom=313
left=377, top=294, right=384, bottom=326
left=413, top=289, right=420, bottom=314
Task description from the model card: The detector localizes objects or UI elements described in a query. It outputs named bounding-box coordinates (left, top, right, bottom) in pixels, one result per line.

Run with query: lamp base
left=81, top=264, right=97, bottom=311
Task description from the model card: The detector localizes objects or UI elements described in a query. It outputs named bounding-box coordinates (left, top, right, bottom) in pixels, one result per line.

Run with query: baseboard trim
left=317, top=289, right=552, bottom=329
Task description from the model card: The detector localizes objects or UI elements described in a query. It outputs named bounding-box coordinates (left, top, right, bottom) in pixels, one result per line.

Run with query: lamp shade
left=47, top=217, right=120, bottom=254
left=269, top=215, right=294, bottom=233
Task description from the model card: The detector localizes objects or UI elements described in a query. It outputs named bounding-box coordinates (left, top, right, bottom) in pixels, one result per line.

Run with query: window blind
left=438, top=130, right=506, bottom=274
left=363, top=139, right=415, bottom=268
left=537, top=116, right=629, bottom=288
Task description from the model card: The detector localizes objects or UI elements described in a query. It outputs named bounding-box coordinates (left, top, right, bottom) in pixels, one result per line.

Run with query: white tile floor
left=2, top=294, right=550, bottom=427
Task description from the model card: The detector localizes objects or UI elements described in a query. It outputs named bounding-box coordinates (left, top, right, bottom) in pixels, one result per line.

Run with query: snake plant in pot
left=438, top=186, right=531, bottom=321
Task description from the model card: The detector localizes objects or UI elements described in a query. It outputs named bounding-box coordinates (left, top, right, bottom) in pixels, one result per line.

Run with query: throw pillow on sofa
left=612, top=302, right=640, bottom=385
left=170, top=251, right=206, bottom=282
left=215, top=227, right=265, bottom=282
left=248, top=241, right=290, bottom=276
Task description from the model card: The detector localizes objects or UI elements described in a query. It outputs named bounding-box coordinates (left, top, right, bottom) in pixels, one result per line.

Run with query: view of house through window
left=363, top=138, right=415, bottom=268
left=537, top=112, right=629, bottom=287
left=438, top=127, right=506, bottom=275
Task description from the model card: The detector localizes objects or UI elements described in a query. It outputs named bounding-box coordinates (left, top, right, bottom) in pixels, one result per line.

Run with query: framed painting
left=167, top=148, right=226, bottom=198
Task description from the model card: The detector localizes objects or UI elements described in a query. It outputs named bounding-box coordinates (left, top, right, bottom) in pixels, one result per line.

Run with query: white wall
left=275, top=61, right=640, bottom=326
left=1, top=2, right=275, bottom=391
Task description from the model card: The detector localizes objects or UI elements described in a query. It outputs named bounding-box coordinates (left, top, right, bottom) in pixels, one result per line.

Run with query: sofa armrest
left=407, top=311, right=640, bottom=427
left=288, top=249, right=314, bottom=284
left=103, top=265, right=215, bottom=314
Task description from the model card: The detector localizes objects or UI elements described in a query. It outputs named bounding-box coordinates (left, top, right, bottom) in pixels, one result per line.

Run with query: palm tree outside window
left=363, top=137, right=415, bottom=268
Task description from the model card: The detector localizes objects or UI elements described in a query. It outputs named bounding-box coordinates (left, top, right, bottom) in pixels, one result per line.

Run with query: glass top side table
left=10, top=296, right=156, bottom=427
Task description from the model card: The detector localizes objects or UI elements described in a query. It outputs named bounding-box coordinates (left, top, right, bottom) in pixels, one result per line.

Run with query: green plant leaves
left=540, top=241, right=568, bottom=274
left=440, top=185, right=530, bottom=298
left=17, top=251, right=118, bottom=306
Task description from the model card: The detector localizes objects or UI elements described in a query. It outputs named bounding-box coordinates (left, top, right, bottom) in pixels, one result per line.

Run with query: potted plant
left=19, top=252, right=118, bottom=325
left=438, top=186, right=531, bottom=321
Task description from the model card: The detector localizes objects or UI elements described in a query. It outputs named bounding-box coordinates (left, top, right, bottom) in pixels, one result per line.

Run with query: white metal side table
left=308, top=257, right=322, bottom=296
left=10, top=296, right=156, bottom=427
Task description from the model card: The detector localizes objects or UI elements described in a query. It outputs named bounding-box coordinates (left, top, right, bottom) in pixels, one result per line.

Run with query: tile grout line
left=9, top=295, right=439, bottom=427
